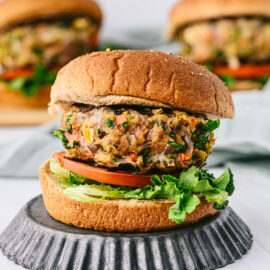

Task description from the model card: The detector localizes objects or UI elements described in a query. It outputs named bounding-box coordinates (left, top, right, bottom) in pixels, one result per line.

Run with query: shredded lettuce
left=50, top=159, right=235, bottom=224
left=50, top=158, right=69, bottom=179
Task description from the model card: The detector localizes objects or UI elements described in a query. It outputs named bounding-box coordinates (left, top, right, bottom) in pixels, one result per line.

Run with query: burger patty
left=55, top=105, right=216, bottom=173
left=180, top=17, right=270, bottom=69
left=0, top=17, right=98, bottom=70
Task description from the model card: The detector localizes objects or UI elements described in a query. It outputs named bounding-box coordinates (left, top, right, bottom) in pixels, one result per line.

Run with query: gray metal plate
left=0, top=195, right=252, bottom=270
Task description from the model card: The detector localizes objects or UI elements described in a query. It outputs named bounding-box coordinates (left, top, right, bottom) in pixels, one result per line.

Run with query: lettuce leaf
left=50, top=159, right=235, bottom=224
left=1, top=65, right=57, bottom=97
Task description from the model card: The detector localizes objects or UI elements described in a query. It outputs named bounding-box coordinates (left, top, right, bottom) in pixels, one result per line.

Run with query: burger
left=0, top=0, right=102, bottom=107
left=166, top=0, right=270, bottom=91
left=39, top=50, right=235, bottom=232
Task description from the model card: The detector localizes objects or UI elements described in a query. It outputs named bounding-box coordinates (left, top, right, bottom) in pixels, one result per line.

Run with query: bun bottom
left=39, top=160, right=218, bottom=232
left=0, top=82, right=51, bottom=108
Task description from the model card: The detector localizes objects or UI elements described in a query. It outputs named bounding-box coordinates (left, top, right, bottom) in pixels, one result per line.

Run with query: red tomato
left=52, top=151, right=153, bottom=187
left=0, top=68, right=33, bottom=79
left=89, top=34, right=99, bottom=48
left=213, top=64, right=270, bottom=79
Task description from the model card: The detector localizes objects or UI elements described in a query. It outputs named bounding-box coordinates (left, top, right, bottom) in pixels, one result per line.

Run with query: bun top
left=50, top=50, right=234, bottom=119
left=166, top=0, right=270, bottom=39
left=0, top=0, right=102, bottom=29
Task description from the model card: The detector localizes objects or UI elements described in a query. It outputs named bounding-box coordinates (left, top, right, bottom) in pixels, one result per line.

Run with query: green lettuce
left=1, top=65, right=57, bottom=97
left=50, top=159, right=234, bottom=224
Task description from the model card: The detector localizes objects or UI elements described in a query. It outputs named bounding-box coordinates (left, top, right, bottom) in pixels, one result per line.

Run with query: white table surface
left=1, top=0, right=270, bottom=269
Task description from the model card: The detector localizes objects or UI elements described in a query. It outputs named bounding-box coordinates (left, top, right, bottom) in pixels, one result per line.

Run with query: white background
left=1, top=0, right=270, bottom=269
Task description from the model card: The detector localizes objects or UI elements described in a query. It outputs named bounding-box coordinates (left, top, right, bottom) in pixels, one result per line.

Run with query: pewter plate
left=0, top=196, right=252, bottom=270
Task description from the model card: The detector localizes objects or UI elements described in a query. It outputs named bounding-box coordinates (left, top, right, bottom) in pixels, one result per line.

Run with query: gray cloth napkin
left=0, top=122, right=60, bottom=178
left=1, top=29, right=270, bottom=178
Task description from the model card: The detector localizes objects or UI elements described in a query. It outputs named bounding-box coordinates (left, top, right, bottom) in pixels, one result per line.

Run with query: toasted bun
left=166, top=0, right=270, bottom=39
left=0, top=82, right=51, bottom=108
left=39, top=160, right=218, bottom=232
left=0, top=0, right=102, bottom=29
left=50, top=50, right=234, bottom=118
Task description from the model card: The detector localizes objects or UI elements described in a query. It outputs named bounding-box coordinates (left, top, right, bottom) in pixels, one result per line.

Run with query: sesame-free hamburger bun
left=166, top=0, right=270, bottom=39
left=40, top=50, right=234, bottom=232
left=50, top=50, right=234, bottom=118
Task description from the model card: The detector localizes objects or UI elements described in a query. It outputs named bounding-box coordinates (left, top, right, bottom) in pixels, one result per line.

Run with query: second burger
left=0, top=0, right=102, bottom=107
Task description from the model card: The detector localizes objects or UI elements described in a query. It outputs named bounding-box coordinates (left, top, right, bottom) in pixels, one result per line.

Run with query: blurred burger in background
left=0, top=0, right=102, bottom=107
left=166, top=0, right=270, bottom=91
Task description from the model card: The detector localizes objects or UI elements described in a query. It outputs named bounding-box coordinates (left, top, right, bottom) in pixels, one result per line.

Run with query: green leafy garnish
left=123, top=122, right=129, bottom=128
left=70, top=141, right=80, bottom=148
left=31, top=46, right=43, bottom=55
left=194, top=119, right=220, bottom=150
left=64, top=114, right=72, bottom=132
left=100, top=43, right=119, bottom=51
left=3, top=65, right=57, bottom=97
left=220, top=76, right=236, bottom=88
left=168, top=140, right=186, bottom=151
left=202, top=120, right=220, bottom=132
left=213, top=200, right=229, bottom=210
left=204, top=63, right=213, bottom=71
left=53, top=130, right=70, bottom=149
left=215, top=49, right=224, bottom=59
left=106, top=118, right=116, bottom=129
left=138, top=148, right=151, bottom=156
left=194, top=134, right=209, bottom=150
left=50, top=160, right=235, bottom=224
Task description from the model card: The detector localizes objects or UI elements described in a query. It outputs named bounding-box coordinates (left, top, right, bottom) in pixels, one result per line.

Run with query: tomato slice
left=213, top=64, right=270, bottom=79
left=0, top=66, right=60, bottom=80
left=52, top=151, right=153, bottom=187
left=0, top=68, right=33, bottom=80
left=89, top=33, right=99, bottom=48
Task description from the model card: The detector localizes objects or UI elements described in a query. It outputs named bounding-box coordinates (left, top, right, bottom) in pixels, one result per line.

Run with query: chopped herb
left=139, top=148, right=151, bottom=156
left=215, top=49, right=224, bottom=59
left=31, top=46, right=43, bottom=55
left=64, top=114, right=72, bottom=132
left=169, top=132, right=175, bottom=138
left=106, top=118, right=116, bottom=129
left=53, top=129, right=70, bottom=149
left=97, top=129, right=101, bottom=135
left=168, top=140, right=186, bottom=151
left=123, top=122, right=129, bottom=128
left=202, top=119, right=220, bottom=132
left=71, top=141, right=80, bottom=148
left=155, top=121, right=159, bottom=127
left=194, top=134, right=209, bottom=150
